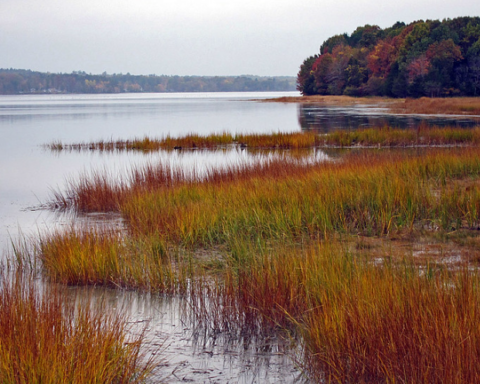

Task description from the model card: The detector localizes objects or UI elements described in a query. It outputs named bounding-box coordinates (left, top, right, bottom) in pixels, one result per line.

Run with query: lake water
left=1, top=92, right=480, bottom=383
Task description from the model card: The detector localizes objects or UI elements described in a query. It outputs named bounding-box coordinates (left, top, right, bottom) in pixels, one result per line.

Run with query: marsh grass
left=264, top=95, right=480, bottom=116
left=119, top=149, right=480, bottom=247
left=0, top=271, right=156, bottom=383
left=36, top=227, right=187, bottom=292
left=323, top=125, right=480, bottom=147
left=38, top=136, right=480, bottom=381
left=46, top=132, right=320, bottom=151
left=209, top=240, right=480, bottom=383
left=396, top=97, right=480, bottom=115
left=47, top=126, right=480, bottom=153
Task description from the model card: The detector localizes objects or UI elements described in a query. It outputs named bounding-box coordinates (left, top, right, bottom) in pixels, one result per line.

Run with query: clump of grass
left=52, top=155, right=322, bottom=212
left=299, top=243, right=480, bottom=383
left=35, top=227, right=186, bottom=292
left=0, top=271, right=156, bottom=383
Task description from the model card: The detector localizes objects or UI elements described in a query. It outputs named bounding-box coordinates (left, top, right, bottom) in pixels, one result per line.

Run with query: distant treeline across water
left=0, top=69, right=296, bottom=94
left=297, top=16, right=480, bottom=98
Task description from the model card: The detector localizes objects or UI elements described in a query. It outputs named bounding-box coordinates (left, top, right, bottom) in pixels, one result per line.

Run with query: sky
left=1, top=0, right=480, bottom=77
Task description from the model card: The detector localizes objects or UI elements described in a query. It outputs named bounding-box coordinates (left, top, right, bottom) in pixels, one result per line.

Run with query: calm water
left=2, top=92, right=480, bottom=382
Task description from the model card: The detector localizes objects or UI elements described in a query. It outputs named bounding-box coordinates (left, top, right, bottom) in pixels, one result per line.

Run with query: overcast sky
left=1, top=0, right=480, bottom=76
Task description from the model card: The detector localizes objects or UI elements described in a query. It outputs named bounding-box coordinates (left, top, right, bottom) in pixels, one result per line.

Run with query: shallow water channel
left=1, top=92, right=480, bottom=382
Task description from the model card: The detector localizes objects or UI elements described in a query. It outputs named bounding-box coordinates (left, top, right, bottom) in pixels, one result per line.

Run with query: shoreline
left=259, top=95, right=480, bottom=116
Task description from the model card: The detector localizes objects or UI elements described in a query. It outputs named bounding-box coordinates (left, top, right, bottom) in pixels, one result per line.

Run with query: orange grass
left=323, top=125, right=480, bottom=147
left=53, top=156, right=321, bottom=212
left=47, top=126, right=480, bottom=153
left=118, top=149, right=480, bottom=247
left=0, top=271, right=156, bottom=383
left=46, top=132, right=321, bottom=151
left=36, top=227, right=186, bottom=292
left=204, top=240, right=480, bottom=383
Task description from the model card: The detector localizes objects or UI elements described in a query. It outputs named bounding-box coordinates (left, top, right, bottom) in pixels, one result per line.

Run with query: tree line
left=0, top=69, right=296, bottom=94
left=297, top=17, right=480, bottom=97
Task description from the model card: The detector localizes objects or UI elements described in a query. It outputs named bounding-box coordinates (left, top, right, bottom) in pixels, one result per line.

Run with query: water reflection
left=298, top=104, right=480, bottom=132
left=65, top=285, right=306, bottom=383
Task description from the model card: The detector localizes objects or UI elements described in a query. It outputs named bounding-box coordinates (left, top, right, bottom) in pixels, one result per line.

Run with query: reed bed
left=118, top=149, right=480, bottom=247
left=0, top=271, right=155, bottom=383
left=203, top=240, right=480, bottom=383
left=46, top=132, right=321, bottom=151
left=47, top=126, right=480, bottom=153
left=323, top=125, right=480, bottom=147
left=37, top=142, right=480, bottom=381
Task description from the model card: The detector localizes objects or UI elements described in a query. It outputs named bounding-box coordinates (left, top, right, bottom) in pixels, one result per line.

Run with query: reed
left=35, top=227, right=187, bottom=292
left=323, top=125, right=480, bottom=147
left=206, top=239, right=480, bottom=383
left=0, top=271, right=156, bottom=383
left=47, top=126, right=480, bottom=153
left=119, top=149, right=480, bottom=247
left=46, top=132, right=320, bottom=151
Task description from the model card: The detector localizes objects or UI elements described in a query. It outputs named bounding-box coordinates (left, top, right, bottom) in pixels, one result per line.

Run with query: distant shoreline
left=259, top=95, right=480, bottom=116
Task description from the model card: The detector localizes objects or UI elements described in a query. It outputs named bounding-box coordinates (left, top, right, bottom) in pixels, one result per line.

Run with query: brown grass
left=262, top=95, right=480, bottom=116
left=47, top=126, right=480, bottom=153
left=259, top=95, right=396, bottom=105
left=0, top=271, right=156, bottom=383
left=393, top=97, right=480, bottom=115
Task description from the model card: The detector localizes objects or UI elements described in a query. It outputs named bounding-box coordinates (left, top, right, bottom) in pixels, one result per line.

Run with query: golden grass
left=206, top=239, right=480, bottom=383
left=118, top=149, right=480, bottom=247
left=36, top=227, right=187, bottom=292
left=47, top=126, right=480, bottom=153
left=46, top=132, right=321, bottom=151
left=0, top=271, right=156, bottom=383
left=36, top=142, right=480, bottom=381
left=262, top=95, right=480, bottom=116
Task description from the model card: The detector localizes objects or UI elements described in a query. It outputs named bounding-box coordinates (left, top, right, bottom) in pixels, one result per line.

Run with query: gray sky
left=1, top=0, right=480, bottom=76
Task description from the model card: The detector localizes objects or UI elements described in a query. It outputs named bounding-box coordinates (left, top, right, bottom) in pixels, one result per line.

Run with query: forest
left=0, top=69, right=295, bottom=94
left=297, top=17, right=480, bottom=97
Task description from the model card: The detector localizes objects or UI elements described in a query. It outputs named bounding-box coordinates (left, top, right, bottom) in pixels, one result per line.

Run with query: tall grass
left=0, top=271, right=156, bottom=383
left=36, top=227, right=186, bottom=292
left=47, top=126, right=480, bottom=152
left=205, top=240, right=480, bottom=383
left=120, top=149, right=480, bottom=247
left=323, top=125, right=480, bottom=147
left=36, top=143, right=480, bottom=381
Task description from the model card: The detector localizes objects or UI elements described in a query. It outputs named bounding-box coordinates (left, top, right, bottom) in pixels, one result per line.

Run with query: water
left=298, top=103, right=480, bottom=132
left=0, top=92, right=301, bottom=251
left=2, top=92, right=480, bottom=382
